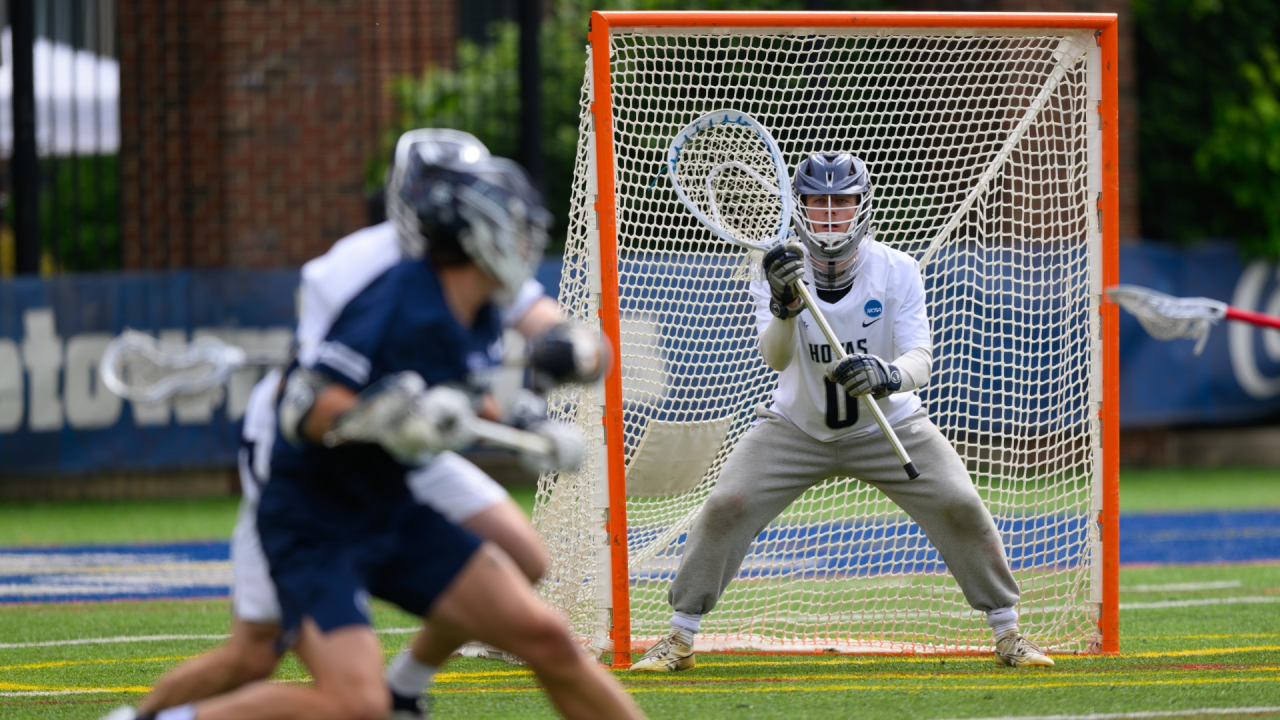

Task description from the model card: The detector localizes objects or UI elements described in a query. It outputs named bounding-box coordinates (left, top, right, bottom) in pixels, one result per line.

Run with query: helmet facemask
left=790, top=153, right=874, bottom=292
left=451, top=168, right=552, bottom=301
left=391, top=149, right=552, bottom=303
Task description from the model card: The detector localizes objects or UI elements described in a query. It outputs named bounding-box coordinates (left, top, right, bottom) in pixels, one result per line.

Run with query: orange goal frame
left=585, top=10, right=1121, bottom=667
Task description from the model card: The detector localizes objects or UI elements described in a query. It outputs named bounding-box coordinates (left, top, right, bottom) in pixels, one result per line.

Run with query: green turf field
left=3, top=563, right=1278, bottom=719
left=2, top=472, right=1279, bottom=719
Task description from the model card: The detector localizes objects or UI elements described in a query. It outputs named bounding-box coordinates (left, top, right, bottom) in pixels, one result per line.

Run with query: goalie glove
left=762, top=241, right=807, bottom=320
left=826, top=353, right=902, bottom=400
left=518, top=419, right=586, bottom=475
left=527, top=321, right=610, bottom=391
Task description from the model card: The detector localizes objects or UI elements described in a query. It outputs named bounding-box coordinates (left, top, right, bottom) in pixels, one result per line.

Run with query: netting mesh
left=535, top=26, right=1104, bottom=656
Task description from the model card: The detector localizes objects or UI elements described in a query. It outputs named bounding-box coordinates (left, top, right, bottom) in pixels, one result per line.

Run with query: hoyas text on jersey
left=807, top=339, right=868, bottom=364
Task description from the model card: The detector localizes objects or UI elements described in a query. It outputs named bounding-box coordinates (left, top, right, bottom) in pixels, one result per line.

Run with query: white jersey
left=751, top=238, right=931, bottom=443
left=238, top=368, right=283, bottom=504
left=295, top=222, right=546, bottom=376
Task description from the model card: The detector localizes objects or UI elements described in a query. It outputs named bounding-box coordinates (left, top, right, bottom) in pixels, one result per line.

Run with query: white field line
left=0, top=626, right=420, bottom=650
left=1119, top=581, right=1242, bottom=592
left=1120, top=596, right=1280, bottom=610
left=936, top=708, right=1280, bottom=720
left=6, top=594, right=1280, bottom=651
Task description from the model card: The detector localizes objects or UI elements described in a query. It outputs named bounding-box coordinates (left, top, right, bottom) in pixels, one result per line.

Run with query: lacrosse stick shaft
left=793, top=283, right=920, bottom=480
left=1225, top=306, right=1280, bottom=331
left=471, top=418, right=554, bottom=456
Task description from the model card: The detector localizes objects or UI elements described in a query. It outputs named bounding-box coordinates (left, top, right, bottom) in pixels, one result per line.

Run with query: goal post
left=535, top=10, right=1120, bottom=668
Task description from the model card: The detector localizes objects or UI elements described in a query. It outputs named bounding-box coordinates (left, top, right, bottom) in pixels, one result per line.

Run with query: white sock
left=385, top=650, right=438, bottom=699
left=987, top=606, right=1018, bottom=638
left=155, top=705, right=196, bottom=720
left=671, top=611, right=701, bottom=637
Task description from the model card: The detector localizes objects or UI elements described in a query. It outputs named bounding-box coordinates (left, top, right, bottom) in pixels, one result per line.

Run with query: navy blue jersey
left=269, top=258, right=504, bottom=506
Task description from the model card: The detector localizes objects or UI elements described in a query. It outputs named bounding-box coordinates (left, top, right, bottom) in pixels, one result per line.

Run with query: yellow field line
left=0, top=655, right=193, bottom=672
left=417, top=674, right=1280, bottom=697
left=1131, top=633, right=1280, bottom=640
left=7, top=671, right=1278, bottom=699
left=621, top=676, right=1280, bottom=694
left=0, top=682, right=150, bottom=693
left=429, top=664, right=1280, bottom=687
left=1126, top=646, right=1280, bottom=658
left=658, top=644, right=1280, bottom=669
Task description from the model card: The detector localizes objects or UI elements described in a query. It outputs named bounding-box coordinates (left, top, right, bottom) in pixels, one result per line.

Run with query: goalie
left=631, top=152, right=1054, bottom=672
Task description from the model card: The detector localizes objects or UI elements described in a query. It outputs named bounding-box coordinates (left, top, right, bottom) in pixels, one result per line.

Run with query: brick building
left=117, top=0, right=457, bottom=269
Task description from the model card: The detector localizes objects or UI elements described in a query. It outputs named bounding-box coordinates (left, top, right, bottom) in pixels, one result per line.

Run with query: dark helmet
left=387, top=133, right=551, bottom=297
left=385, top=129, right=491, bottom=258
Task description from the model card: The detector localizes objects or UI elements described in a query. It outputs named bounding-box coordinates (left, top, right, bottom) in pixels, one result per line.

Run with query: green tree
left=1135, top=0, right=1280, bottom=256
left=377, top=0, right=888, bottom=251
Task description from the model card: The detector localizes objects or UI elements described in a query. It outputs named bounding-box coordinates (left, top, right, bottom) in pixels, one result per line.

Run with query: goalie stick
left=666, top=109, right=918, bottom=479
left=1107, top=284, right=1280, bottom=355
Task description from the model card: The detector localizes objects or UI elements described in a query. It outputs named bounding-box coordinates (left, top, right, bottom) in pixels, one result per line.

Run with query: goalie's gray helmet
left=389, top=136, right=551, bottom=299
left=386, top=129, right=491, bottom=259
left=791, top=152, right=873, bottom=291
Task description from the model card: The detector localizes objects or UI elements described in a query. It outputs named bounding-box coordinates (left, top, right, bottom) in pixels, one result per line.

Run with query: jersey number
left=823, top=379, right=859, bottom=429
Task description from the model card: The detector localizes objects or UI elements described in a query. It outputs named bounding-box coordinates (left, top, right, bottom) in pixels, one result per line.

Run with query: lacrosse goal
left=535, top=11, right=1120, bottom=667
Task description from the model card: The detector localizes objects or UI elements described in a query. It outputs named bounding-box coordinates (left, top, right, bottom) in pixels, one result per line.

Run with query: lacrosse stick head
left=100, top=330, right=248, bottom=403
left=1106, top=284, right=1228, bottom=355
left=665, top=110, right=794, bottom=253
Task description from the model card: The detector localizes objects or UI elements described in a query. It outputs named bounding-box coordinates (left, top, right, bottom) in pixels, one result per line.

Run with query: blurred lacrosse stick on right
left=1107, top=284, right=1280, bottom=355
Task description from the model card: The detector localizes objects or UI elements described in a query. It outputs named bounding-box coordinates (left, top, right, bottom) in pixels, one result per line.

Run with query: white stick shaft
left=793, top=283, right=918, bottom=478
left=471, top=418, right=553, bottom=456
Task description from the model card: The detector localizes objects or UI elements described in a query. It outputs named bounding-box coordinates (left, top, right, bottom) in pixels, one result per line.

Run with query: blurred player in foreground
left=105, top=135, right=640, bottom=720
left=109, top=130, right=601, bottom=720
left=632, top=152, right=1053, bottom=673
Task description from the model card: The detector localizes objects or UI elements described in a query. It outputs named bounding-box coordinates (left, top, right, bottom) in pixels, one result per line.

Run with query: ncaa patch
left=864, top=299, right=884, bottom=318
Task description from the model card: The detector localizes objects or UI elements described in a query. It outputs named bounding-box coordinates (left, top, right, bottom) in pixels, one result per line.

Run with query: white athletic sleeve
left=500, top=278, right=547, bottom=328
left=749, top=276, right=798, bottom=370
left=890, top=346, right=932, bottom=393
left=891, top=257, right=932, bottom=357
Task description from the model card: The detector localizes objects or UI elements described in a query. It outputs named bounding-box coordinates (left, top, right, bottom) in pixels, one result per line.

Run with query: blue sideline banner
left=1, top=246, right=1276, bottom=475
left=0, top=262, right=565, bottom=476
left=0, top=270, right=300, bottom=475
left=1118, top=243, right=1280, bottom=428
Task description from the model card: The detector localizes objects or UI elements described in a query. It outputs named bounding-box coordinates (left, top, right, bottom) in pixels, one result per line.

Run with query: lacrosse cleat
left=99, top=708, right=140, bottom=720
left=994, top=631, right=1055, bottom=668
left=629, top=631, right=695, bottom=672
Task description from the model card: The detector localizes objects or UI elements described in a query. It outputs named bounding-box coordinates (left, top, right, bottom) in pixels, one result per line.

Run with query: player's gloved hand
left=762, top=241, right=807, bottom=320
left=382, top=385, right=478, bottom=463
left=827, top=354, right=902, bottom=399
left=528, top=321, right=611, bottom=391
left=519, top=419, right=586, bottom=475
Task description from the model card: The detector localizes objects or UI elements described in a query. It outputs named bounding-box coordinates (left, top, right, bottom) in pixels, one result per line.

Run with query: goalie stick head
left=389, top=141, right=552, bottom=299
left=791, top=152, right=873, bottom=291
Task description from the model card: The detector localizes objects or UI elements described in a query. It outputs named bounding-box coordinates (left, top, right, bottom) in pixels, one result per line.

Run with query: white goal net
left=535, top=16, right=1114, bottom=659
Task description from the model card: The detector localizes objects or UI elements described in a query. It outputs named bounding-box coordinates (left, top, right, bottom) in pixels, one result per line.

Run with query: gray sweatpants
left=669, top=405, right=1020, bottom=616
